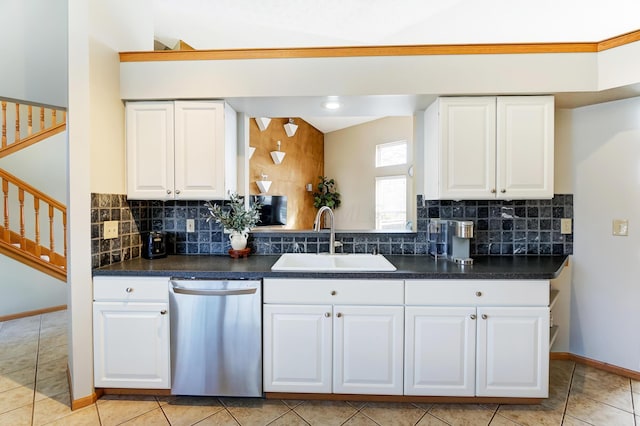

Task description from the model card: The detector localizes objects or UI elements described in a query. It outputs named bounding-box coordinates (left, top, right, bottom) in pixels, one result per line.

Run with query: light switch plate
left=186, top=219, right=195, bottom=233
left=560, top=218, right=572, bottom=234
left=612, top=219, right=628, bottom=236
left=103, top=221, right=119, bottom=239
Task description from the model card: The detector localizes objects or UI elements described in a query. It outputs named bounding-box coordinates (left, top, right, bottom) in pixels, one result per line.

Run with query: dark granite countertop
left=93, top=254, right=568, bottom=280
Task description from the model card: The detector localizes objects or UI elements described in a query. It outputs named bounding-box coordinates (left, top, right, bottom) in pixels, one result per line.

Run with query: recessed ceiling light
left=322, top=98, right=341, bottom=110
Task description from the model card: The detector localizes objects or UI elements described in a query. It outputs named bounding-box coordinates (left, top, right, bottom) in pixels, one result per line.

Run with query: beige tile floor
left=1, top=311, right=638, bottom=426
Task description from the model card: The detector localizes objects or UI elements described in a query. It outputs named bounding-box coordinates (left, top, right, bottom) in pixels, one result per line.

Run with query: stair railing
left=0, top=168, right=67, bottom=270
left=1, top=99, right=66, bottom=158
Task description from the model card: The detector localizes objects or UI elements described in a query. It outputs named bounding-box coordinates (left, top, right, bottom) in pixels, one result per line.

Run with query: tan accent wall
left=325, top=116, right=414, bottom=230
left=249, top=117, right=323, bottom=230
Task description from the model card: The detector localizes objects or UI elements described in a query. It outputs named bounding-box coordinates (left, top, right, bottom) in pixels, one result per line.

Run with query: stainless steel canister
left=454, top=221, right=474, bottom=238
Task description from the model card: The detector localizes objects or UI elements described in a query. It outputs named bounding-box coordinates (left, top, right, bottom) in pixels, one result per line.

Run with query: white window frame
left=375, top=140, right=408, bottom=168
left=375, top=175, right=407, bottom=230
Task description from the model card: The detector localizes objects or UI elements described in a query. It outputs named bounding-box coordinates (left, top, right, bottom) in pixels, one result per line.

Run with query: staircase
left=0, top=99, right=67, bottom=281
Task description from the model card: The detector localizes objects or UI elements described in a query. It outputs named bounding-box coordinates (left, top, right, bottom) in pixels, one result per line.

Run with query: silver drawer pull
left=336, top=312, right=342, bottom=318
left=160, top=310, right=167, bottom=315
left=331, top=290, right=337, bottom=296
left=482, top=314, right=488, bottom=320
left=475, top=291, right=482, bottom=297
left=125, top=287, right=134, bottom=293
left=470, top=314, right=476, bottom=320
left=324, top=312, right=331, bottom=318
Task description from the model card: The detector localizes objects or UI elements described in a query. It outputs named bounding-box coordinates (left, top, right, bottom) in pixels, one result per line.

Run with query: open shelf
left=550, top=289, right=560, bottom=310
left=550, top=325, right=559, bottom=348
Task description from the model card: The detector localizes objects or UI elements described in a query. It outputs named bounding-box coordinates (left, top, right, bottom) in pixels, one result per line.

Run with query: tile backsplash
left=91, top=193, right=574, bottom=268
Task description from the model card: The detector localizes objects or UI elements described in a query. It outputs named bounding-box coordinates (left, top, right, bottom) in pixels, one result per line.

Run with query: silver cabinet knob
left=470, top=314, right=476, bottom=320
left=330, top=290, right=337, bottom=296
left=491, top=189, right=496, bottom=193
left=324, top=312, right=331, bottom=318
left=482, top=314, right=488, bottom=320
left=160, top=310, right=167, bottom=315
left=176, top=190, right=181, bottom=194
left=501, top=189, right=506, bottom=193
left=125, top=287, right=134, bottom=293
left=336, top=312, right=342, bottom=318
left=166, top=190, right=172, bottom=194
left=475, top=291, right=482, bottom=297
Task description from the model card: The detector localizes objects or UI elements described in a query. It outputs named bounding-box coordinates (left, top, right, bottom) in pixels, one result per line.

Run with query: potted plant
left=313, top=176, right=341, bottom=209
left=205, top=192, right=262, bottom=251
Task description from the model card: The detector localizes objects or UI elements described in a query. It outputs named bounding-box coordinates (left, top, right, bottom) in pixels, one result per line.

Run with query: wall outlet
left=560, top=218, right=572, bottom=235
left=103, top=221, right=119, bottom=239
left=186, top=219, right=195, bottom=233
left=612, top=219, right=628, bottom=236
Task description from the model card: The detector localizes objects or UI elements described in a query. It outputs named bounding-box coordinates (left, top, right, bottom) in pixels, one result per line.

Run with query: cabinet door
left=174, top=101, right=226, bottom=199
left=126, top=102, right=175, bottom=200
left=439, top=97, right=496, bottom=199
left=404, top=306, right=476, bottom=396
left=476, top=306, right=549, bottom=397
left=263, top=304, right=332, bottom=393
left=496, top=96, right=554, bottom=199
left=333, top=305, right=404, bottom=395
left=93, top=302, right=170, bottom=388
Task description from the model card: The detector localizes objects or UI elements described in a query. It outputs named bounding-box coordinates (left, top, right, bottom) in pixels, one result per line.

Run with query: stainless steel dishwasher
left=169, top=279, right=262, bottom=396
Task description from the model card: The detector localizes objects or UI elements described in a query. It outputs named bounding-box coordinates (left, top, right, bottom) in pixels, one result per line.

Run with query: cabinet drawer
left=264, top=279, right=404, bottom=305
left=405, top=280, right=549, bottom=306
left=93, top=276, right=170, bottom=302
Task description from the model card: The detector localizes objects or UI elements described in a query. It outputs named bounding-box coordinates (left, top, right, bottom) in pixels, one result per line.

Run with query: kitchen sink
left=270, top=253, right=397, bottom=272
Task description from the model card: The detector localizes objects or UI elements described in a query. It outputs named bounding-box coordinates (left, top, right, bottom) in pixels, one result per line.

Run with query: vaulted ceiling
left=151, top=1, right=640, bottom=132
left=153, top=0, right=640, bottom=49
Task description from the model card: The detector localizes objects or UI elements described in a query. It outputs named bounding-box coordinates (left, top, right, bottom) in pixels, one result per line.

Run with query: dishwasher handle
left=170, top=281, right=258, bottom=296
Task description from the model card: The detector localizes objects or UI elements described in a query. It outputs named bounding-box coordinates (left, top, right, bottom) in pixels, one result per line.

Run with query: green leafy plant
left=313, top=176, right=341, bottom=209
left=204, top=192, right=262, bottom=233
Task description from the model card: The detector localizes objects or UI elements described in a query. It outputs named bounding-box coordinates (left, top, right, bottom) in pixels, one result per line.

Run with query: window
left=375, top=176, right=407, bottom=230
left=375, top=140, right=407, bottom=168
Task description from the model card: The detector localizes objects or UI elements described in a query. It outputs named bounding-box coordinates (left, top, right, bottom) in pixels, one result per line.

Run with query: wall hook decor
left=256, top=173, right=272, bottom=193
left=284, top=118, right=298, bottom=137
left=255, top=117, right=271, bottom=131
left=270, top=140, right=286, bottom=164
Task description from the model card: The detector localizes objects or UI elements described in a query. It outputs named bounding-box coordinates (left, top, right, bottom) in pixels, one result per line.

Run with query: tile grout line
left=29, top=314, right=43, bottom=426
left=560, top=361, right=577, bottom=425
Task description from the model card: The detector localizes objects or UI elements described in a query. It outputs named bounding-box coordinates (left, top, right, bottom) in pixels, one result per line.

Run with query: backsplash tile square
left=91, top=193, right=573, bottom=268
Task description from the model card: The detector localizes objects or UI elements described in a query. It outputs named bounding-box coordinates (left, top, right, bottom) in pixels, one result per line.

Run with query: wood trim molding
left=67, top=365, right=103, bottom=411
left=71, top=391, right=102, bottom=411
left=551, top=352, right=640, bottom=380
left=120, top=29, right=640, bottom=63
left=0, top=305, right=66, bottom=322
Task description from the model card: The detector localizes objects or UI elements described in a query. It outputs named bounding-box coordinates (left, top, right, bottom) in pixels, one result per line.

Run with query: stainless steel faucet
left=314, top=206, right=336, bottom=254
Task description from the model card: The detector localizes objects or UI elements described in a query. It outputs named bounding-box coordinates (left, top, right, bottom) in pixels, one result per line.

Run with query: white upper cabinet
left=126, top=101, right=237, bottom=200
left=424, top=96, right=554, bottom=200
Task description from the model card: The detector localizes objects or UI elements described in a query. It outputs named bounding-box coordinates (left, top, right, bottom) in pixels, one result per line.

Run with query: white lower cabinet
left=263, top=304, right=332, bottom=393
left=405, top=306, right=476, bottom=396
left=93, top=276, right=171, bottom=389
left=476, top=306, right=549, bottom=397
left=333, top=305, right=404, bottom=395
left=404, top=280, right=550, bottom=398
left=263, top=279, right=404, bottom=395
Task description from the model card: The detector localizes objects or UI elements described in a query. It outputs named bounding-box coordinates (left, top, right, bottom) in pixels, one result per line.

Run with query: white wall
left=67, top=0, right=153, bottom=403
left=325, top=117, right=414, bottom=230
left=570, top=96, right=640, bottom=372
left=89, top=0, right=153, bottom=194
left=0, top=0, right=67, bottom=107
left=0, top=257, right=66, bottom=316
left=0, top=1, right=68, bottom=316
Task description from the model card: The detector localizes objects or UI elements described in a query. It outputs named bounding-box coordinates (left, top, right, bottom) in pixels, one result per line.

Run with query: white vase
left=229, top=230, right=249, bottom=250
